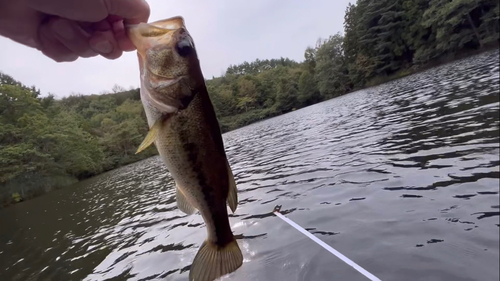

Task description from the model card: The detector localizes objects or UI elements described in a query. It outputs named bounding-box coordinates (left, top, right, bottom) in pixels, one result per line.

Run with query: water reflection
left=0, top=50, right=498, bottom=281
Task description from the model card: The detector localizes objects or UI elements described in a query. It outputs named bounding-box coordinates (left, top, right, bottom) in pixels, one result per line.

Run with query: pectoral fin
left=176, top=185, right=196, bottom=215
left=226, top=160, right=238, bottom=213
left=136, top=118, right=162, bottom=154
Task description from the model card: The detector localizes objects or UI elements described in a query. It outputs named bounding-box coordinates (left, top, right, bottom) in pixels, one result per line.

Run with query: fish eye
left=175, top=39, right=192, bottom=57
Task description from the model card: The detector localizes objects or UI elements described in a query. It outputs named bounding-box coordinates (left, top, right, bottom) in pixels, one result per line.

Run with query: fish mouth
left=125, top=16, right=186, bottom=57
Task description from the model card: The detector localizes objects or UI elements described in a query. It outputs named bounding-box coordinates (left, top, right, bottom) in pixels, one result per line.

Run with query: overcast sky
left=0, top=0, right=352, bottom=98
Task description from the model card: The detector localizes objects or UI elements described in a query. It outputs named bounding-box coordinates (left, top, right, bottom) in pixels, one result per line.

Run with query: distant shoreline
left=218, top=44, right=500, bottom=134
left=362, top=42, right=500, bottom=89
left=1, top=45, right=499, bottom=209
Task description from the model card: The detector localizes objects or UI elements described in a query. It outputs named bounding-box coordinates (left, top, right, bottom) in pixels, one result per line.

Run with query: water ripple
left=0, top=50, right=498, bottom=281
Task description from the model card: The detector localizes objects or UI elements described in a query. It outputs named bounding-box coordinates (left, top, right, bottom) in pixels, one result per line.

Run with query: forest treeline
left=0, top=77, right=157, bottom=207
left=1, top=0, right=498, bottom=207
left=208, top=0, right=499, bottom=130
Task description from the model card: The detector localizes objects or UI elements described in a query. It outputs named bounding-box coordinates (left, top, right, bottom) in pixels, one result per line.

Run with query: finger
left=26, top=0, right=150, bottom=23
left=89, top=31, right=123, bottom=60
left=92, top=18, right=110, bottom=33
left=92, top=16, right=135, bottom=52
left=50, top=18, right=98, bottom=58
left=38, top=21, right=78, bottom=62
left=109, top=18, right=135, bottom=52
left=26, top=0, right=107, bottom=22
left=88, top=19, right=121, bottom=58
left=104, top=0, right=150, bottom=24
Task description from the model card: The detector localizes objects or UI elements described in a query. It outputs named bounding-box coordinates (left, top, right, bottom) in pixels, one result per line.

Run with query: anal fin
left=176, top=186, right=196, bottom=215
left=226, top=160, right=238, bottom=213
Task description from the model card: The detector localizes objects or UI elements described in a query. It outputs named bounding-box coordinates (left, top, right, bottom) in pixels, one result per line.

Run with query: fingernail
left=93, top=40, right=113, bottom=54
left=53, top=21, right=74, bottom=40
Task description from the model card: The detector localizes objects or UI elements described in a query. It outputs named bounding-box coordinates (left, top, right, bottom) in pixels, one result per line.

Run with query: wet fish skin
left=126, top=16, right=242, bottom=281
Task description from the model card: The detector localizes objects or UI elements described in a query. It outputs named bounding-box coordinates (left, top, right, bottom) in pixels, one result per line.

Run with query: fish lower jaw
left=149, top=76, right=184, bottom=88
left=140, top=85, right=179, bottom=114
left=150, top=98, right=178, bottom=113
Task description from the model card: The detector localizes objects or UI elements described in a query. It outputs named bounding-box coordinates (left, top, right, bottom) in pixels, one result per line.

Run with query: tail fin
left=189, top=239, right=243, bottom=281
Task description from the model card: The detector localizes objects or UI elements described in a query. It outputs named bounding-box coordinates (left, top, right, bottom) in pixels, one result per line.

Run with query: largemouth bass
left=126, top=16, right=243, bottom=281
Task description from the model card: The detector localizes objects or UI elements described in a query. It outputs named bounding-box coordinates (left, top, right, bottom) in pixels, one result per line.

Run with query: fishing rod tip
left=273, top=205, right=282, bottom=213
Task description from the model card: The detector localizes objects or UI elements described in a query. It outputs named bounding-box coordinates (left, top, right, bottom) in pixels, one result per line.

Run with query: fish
left=126, top=16, right=243, bottom=281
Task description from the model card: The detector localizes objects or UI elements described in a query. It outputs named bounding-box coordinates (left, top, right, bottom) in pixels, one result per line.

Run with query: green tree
left=315, top=34, right=350, bottom=98
left=298, top=71, right=321, bottom=106
left=304, top=47, right=317, bottom=74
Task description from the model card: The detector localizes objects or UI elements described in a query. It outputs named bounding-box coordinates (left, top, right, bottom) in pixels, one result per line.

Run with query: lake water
left=1, top=50, right=499, bottom=281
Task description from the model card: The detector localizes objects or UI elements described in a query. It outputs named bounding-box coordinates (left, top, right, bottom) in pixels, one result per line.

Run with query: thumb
left=26, top=0, right=150, bottom=24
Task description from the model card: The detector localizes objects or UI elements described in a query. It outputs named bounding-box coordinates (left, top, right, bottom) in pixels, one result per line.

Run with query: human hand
left=0, top=0, right=150, bottom=62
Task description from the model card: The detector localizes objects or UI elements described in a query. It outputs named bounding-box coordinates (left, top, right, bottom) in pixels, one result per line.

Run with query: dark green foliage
left=345, top=0, right=499, bottom=76
left=225, top=58, right=299, bottom=75
left=1, top=0, right=498, bottom=206
left=207, top=62, right=306, bottom=130
left=298, top=71, right=321, bottom=106
left=314, top=34, right=351, bottom=98
left=0, top=72, right=154, bottom=207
